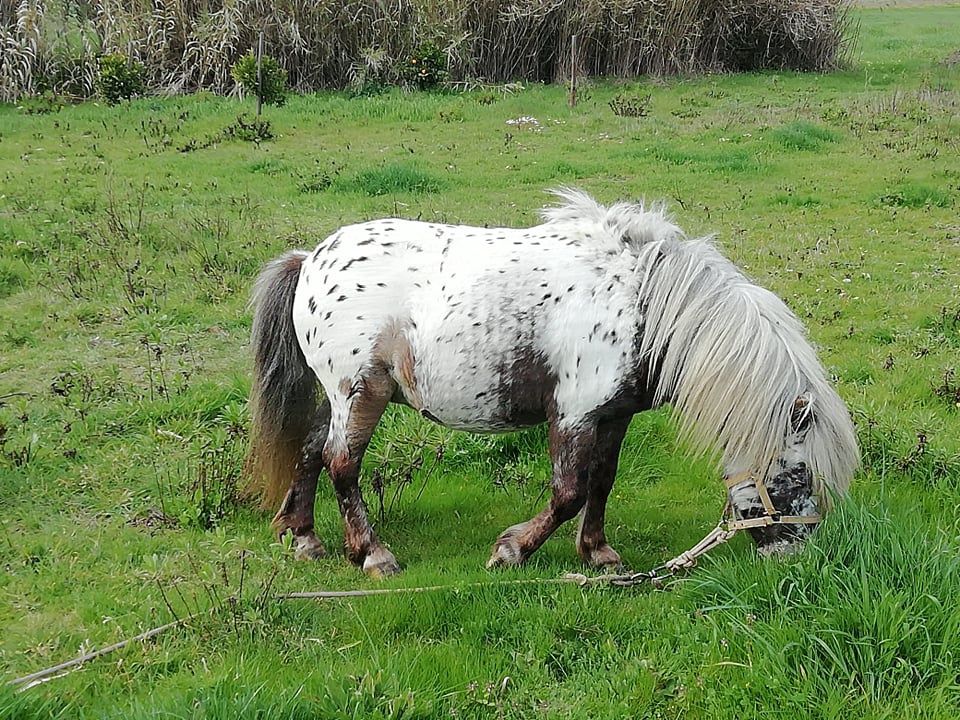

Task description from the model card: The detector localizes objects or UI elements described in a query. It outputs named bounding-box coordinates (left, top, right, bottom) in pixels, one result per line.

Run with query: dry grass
left=1, top=0, right=855, bottom=101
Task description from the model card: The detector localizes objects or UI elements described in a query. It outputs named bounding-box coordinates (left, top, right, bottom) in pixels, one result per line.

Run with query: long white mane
left=543, top=188, right=859, bottom=501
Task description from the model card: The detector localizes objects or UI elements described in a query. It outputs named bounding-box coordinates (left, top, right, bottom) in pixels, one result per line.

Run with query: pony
left=245, top=189, right=859, bottom=577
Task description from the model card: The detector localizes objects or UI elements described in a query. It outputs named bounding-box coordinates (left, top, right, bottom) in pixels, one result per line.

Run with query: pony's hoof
left=579, top=543, right=622, bottom=569
left=293, top=533, right=326, bottom=560
left=486, top=523, right=528, bottom=568
left=363, top=547, right=400, bottom=579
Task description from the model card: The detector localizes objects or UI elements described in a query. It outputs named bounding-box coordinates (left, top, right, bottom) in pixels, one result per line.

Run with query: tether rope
left=8, top=477, right=809, bottom=691
left=6, top=570, right=669, bottom=690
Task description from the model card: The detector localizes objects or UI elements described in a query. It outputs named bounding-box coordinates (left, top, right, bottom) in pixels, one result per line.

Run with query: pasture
left=1, top=5, right=960, bottom=718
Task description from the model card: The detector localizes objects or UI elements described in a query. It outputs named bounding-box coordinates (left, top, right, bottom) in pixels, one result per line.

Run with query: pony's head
left=725, top=394, right=824, bottom=555
left=630, top=228, right=860, bottom=557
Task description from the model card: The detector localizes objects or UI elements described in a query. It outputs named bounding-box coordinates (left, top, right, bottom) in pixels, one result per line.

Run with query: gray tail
left=244, top=250, right=317, bottom=509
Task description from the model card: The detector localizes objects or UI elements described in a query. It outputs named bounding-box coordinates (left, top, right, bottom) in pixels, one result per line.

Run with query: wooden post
left=256, top=30, right=264, bottom=117
left=568, top=34, right=577, bottom=108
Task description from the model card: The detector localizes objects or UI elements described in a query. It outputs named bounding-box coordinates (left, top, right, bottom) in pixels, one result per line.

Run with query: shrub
left=400, top=42, right=447, bottom=89
left=96, top=53, right=145, bottom=104
left=231, top=52, right=288, bottom=106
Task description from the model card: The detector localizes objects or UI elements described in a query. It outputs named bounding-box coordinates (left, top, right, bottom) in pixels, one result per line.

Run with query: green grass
left=333, top=162, right=448, bottom=196
left=2, top=5, right=960, bottom=719
left=769, top=120, right=842, bottom=150
left=878, top=181, right=953, bottom=208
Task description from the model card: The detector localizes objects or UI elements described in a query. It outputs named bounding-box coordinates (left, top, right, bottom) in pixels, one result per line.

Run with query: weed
left=924, top=306, right=960, bottom=347
left=932, top=369, right=960, bottom=411
left=366, top=412, right=451, bottom=520
left=298, top=168, right=340, bottom=193
left=179, top=434, right=244, bottom=531
left=16, top=91, right=64, bottom=115
left=609, top=93, right=651, bottom=118
left=879, top=182, right=952, bottom=209
left=179, top=115, right=273, bottom=152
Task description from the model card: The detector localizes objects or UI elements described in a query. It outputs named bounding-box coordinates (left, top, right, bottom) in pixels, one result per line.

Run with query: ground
left=1, top=4, right=959, bottom=719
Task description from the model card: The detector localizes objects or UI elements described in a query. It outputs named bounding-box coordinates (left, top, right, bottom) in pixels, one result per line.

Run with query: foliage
left=399, top=42, right=447, bottom=89
left=230, top=52, right=288, bottom=106
left=96, top=53, right=146, bottom=104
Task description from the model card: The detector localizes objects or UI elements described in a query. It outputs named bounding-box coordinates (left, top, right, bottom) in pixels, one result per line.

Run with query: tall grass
left=1, top=0, right=856, bottom=101
left=685, top=497, right=960, bottom=707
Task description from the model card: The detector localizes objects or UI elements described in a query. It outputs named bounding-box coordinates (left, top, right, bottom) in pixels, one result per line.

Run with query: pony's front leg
left=487, top=421, right=596, bottom=568
left=324, top=370, right=400, bottom=579
left=577, top=416, right=631, bottom=569
left=272, top=401, right=331, bottom=560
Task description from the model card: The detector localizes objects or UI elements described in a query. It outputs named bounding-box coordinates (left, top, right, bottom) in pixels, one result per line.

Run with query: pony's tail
left=244, top=250, right=317, bottom=509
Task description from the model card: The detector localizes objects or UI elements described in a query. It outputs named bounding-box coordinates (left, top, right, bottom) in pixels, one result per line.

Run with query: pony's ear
left=791, top=394, right=813, bottom=433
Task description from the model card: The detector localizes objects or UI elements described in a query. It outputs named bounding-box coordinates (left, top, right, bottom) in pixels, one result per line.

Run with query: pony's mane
left=540, top=187, right=683, bottom=252
left=542, top=188, right=859, bottom=502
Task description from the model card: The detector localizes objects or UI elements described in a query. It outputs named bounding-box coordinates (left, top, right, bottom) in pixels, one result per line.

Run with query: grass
left=333, top=163, right=447, bottom=196
left=769, top=120, right=841, bottom=150
left=1, top=5, right=960, bottom=719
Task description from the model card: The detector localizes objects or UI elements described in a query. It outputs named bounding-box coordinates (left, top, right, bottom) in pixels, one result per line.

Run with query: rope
left=7, top=614, right=200, bottom=690
left=8, top=477, right=818, bottom=690
left=7, top=569, right=673, bottom=690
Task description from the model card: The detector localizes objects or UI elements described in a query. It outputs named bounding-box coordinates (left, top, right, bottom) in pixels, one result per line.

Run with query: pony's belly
left=413, top=403, right=545, bottom=434
left=403, top=350, right=550, bottom=433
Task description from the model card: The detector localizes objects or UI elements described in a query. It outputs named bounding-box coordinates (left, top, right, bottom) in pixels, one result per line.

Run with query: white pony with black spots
left=246, top=189, right=859, bottom=577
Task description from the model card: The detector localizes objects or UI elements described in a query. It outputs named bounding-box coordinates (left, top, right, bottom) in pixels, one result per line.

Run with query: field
left=2, top=5, right=960, bottom=719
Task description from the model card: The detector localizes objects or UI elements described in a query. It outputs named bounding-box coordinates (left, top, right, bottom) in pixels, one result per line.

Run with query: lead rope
left=10, top=473, right=820, bottom=687
left=561, top=503, right=739, bottom=589
left=581, top=470, right=823, bottom=588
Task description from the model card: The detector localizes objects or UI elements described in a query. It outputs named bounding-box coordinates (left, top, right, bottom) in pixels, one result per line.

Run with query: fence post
left=256, top=30, right=264, bottom=117
left=568, top=34, right=578, bottom=108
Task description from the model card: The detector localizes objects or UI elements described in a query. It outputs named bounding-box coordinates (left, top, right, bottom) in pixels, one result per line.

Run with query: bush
left=231, top=52, right=288, bottom=106
left=96, top=53, right=145, bottom=104
left=400, top=42, right=448, bottom=89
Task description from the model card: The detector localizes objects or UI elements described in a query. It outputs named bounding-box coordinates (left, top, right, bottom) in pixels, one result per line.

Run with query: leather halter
left=722, top=469, right=821, bottom=530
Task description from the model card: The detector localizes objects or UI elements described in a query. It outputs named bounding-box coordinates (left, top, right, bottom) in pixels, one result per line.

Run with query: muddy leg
left=272, top=400, right=331, bottom=560
left=324, top=370, right=400, bottom=578
left=487, top=420, right=596, bottom=568
left=577, top=416, right=630, bottom=569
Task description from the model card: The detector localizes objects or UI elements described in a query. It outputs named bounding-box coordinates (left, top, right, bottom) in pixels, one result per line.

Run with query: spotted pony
left=245, top=189, right=859, bottom=577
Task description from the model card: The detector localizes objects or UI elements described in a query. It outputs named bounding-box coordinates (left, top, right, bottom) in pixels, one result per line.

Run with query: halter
left=722, top=468, right=821, bottom=530
left=656, top=468, right=822, bottom=574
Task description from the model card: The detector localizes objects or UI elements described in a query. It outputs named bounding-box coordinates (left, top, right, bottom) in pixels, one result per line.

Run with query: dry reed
left=0, top=0, right=855, bottom=101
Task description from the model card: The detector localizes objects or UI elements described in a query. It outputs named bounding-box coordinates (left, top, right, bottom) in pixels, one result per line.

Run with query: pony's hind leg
left=272, top=400, right=331, bottom=560
left=324, top=369, right=400, bottom=578
left=576, top=416, right=630, bottom=569
left=487, top=421, right=596, bottom=568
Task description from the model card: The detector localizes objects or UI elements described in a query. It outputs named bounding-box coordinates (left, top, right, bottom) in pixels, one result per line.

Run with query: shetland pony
left=245, top=189, right=858, bottom=577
